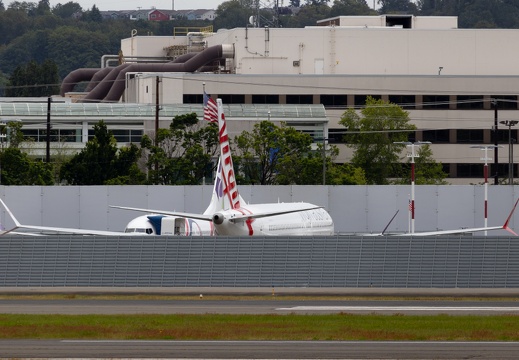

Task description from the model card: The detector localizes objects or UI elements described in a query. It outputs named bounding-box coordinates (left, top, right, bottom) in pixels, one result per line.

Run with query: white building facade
left=91, top=15, right=519, bottom=183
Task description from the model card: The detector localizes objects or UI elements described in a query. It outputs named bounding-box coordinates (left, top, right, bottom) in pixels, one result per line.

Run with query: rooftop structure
left=58, top=15, right=519, bottom=184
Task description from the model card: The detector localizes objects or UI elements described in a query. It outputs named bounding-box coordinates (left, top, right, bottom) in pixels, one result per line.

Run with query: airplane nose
left=213, top=213, right=224, bottom=225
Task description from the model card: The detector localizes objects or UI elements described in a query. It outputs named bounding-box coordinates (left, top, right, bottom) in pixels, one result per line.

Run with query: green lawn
left=1, top=313, right=518, bottom=341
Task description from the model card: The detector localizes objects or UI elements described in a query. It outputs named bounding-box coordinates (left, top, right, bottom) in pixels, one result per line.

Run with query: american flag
left=203, top=91, right=218, bottom=123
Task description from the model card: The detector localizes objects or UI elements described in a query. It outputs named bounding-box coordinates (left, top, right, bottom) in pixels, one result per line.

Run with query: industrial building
left=14, top=15, right=519, bottom=184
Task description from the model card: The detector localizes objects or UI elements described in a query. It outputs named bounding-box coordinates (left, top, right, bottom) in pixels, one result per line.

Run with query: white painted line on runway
left=276, top=306, right=519, bottom=312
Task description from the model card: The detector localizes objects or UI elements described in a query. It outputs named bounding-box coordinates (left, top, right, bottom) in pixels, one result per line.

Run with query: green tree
left=378, top=0, right=418, bottom=14
left=214, top=0, right=252, bottom=30
left=83, top=4, right=102, bottom=22
left=233, top=120, right=317, bottom=185
left=47, top=26, right=112, bottom=78
left=141, top=113, right=219, bottom=185
left=396, top=144, right=448, bottom=185
left=5, top=59, right=59, bottom=97
left=305, top=0, right=330, bottom=5
left=60, top=121, right=144, bottom=185
left=339, top=96, right=416, bottom=185
left=0, top=148, right=54, bottom=185
left=35, top=0, right=50, bottom=15
left=285, top=2, right=331, bottom=27
left=330, top=0, right=376, bottom=16
left=52, top=1, right=82, bottom=18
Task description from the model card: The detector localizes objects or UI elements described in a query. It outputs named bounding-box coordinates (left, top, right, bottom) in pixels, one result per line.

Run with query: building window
left=457, top=95, right=484, bottom=109
left=219, top=94, right=245, bottom=104
left=286, top=95, right=313, bottom=104
left=457, top=129, right=484, bottom=143
left=23, top=129, right=82, bottom=143
left=252, top=94, right=279, bottom=104
left=496, top=129, right=518, bottom=143
left=457, top=164, right=484, bottom=178
left=89, top=129, right=142, bottom=143
left=423, top=130, right=450, bottom=143
left=328, top=128, right=346, bottom=143
left=183, top=94, right=202, bottom=104
left=422, top=95, right=450, bottom=109
left=354, top=95, right=381, bottom=107
left=492, top=96, right=518, bottom=110
left=320, top=95, right=347, bottom=107
left=388, top=95, right=415, bottom=109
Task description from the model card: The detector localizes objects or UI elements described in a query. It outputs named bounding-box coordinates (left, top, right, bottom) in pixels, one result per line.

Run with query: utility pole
left=155, top=76, right=161, bottom=184
left=394, top=141, right=431, bottom=234
left=493, top=99, right=499, bottom=185
left=471, top=145, right=501, bottom=235
left=46, top=96, right=52, bottom=163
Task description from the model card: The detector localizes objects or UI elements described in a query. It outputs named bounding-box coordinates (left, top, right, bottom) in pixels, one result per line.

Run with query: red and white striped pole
left=410, top=149, right=416, bottom=234
left=395, top=141, right=430, bottom=235
left=472, top=145, right=500, bottom=235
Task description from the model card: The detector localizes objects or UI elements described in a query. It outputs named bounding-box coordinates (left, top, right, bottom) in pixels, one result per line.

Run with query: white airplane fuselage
left=124, top=214, right=214, bottom=236
left=213, top=203, right=334, bottom=236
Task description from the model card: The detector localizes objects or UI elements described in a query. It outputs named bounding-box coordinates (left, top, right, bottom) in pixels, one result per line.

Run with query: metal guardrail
left=0, top=235, right=517, bottom=288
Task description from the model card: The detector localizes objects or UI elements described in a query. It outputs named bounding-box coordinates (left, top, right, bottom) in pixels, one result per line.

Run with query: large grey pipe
left=82, top=44, right=234, bottom=103
left=84, top=67, right=113, bottom=92
left=61, top=52, right=201, bottom=97
left=60, top=68, right=100, bottom=96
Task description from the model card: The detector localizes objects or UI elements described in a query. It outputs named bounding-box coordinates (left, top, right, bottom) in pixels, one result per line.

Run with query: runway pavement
left=2, top=286, right=519, bottom=297
left=2, top=287, right=519, bottom=359
left=0, top=340, right=519, bottom=359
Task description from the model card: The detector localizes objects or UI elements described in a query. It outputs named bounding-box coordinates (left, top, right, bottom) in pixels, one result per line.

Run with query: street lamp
left=393, top=141, right=431, bottom=234
left=471, top=145, right=502, bottom=235
left=499, top=120, right=518, bottom=185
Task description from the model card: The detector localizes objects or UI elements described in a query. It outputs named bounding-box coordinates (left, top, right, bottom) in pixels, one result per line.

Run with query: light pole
left=471, top=145, right=502, bottom=235
left=499, top=120, right=518, bottom=185
left=394, top=141, right=431, bottom=234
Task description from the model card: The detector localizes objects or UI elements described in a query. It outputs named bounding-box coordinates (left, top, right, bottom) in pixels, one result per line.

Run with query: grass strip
left=0, top=313, right=518, bottom=341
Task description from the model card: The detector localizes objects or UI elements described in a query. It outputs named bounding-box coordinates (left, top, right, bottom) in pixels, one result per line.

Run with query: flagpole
left=408, top=195, right=411, bottom=234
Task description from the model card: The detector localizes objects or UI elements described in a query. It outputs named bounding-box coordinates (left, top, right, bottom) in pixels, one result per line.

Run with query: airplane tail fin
left=203, top=158, right=225, bottom=215
left=217, top=98, right=242, bottom=210
left=502, top=198, right=519, bottom=236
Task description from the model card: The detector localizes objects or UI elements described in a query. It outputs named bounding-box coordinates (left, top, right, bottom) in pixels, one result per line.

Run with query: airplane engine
left=213, top=213, right=225, bottom=225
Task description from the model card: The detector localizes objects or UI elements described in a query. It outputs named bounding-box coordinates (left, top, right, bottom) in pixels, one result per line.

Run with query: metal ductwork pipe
left=60, top=68, right=100, bottom=96
left=84, top=67, right=113, bottom=93
left=80, top=44, right=234, bottom=103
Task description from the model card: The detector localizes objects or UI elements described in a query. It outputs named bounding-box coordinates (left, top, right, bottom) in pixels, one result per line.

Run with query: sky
left=47, top=0, right=228, bottom=11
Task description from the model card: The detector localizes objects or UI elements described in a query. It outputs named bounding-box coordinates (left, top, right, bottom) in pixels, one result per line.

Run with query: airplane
left=0, top=162, right=225, bottom=236
left=357, top=199, right=519, bottom=237
left=0, top=197, right=127, bottom=236
left=110, top=98, right=335, bottom=236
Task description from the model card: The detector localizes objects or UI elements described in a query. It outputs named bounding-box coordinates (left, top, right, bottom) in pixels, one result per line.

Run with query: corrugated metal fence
left=1, top=235, right=518, bottom=288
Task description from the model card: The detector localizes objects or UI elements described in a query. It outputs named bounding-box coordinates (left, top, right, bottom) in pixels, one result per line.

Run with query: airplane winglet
left=381, top=209, right=399, bottom=236
left=502, top=198, right=519, bottom=236
left=0, top=198, right=21, bottom=227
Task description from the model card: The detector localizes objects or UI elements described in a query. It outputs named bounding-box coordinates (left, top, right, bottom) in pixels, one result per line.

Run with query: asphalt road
left=2, top=292, right=519, bottom=358
left=1, top=339, right=519, bottom=359
left=2, top=299, right=519, bottom=315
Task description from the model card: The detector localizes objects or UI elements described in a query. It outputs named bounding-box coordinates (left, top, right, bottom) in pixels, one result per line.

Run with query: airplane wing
left=110, top=204, right=323, bottom=222
left=109, top=205, right=214, bottom=222
left=0, top=199, right=125, bottom=236
left=396, top=198, right=519, bottom=237
left=220, top=205, right=324, bottom=221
